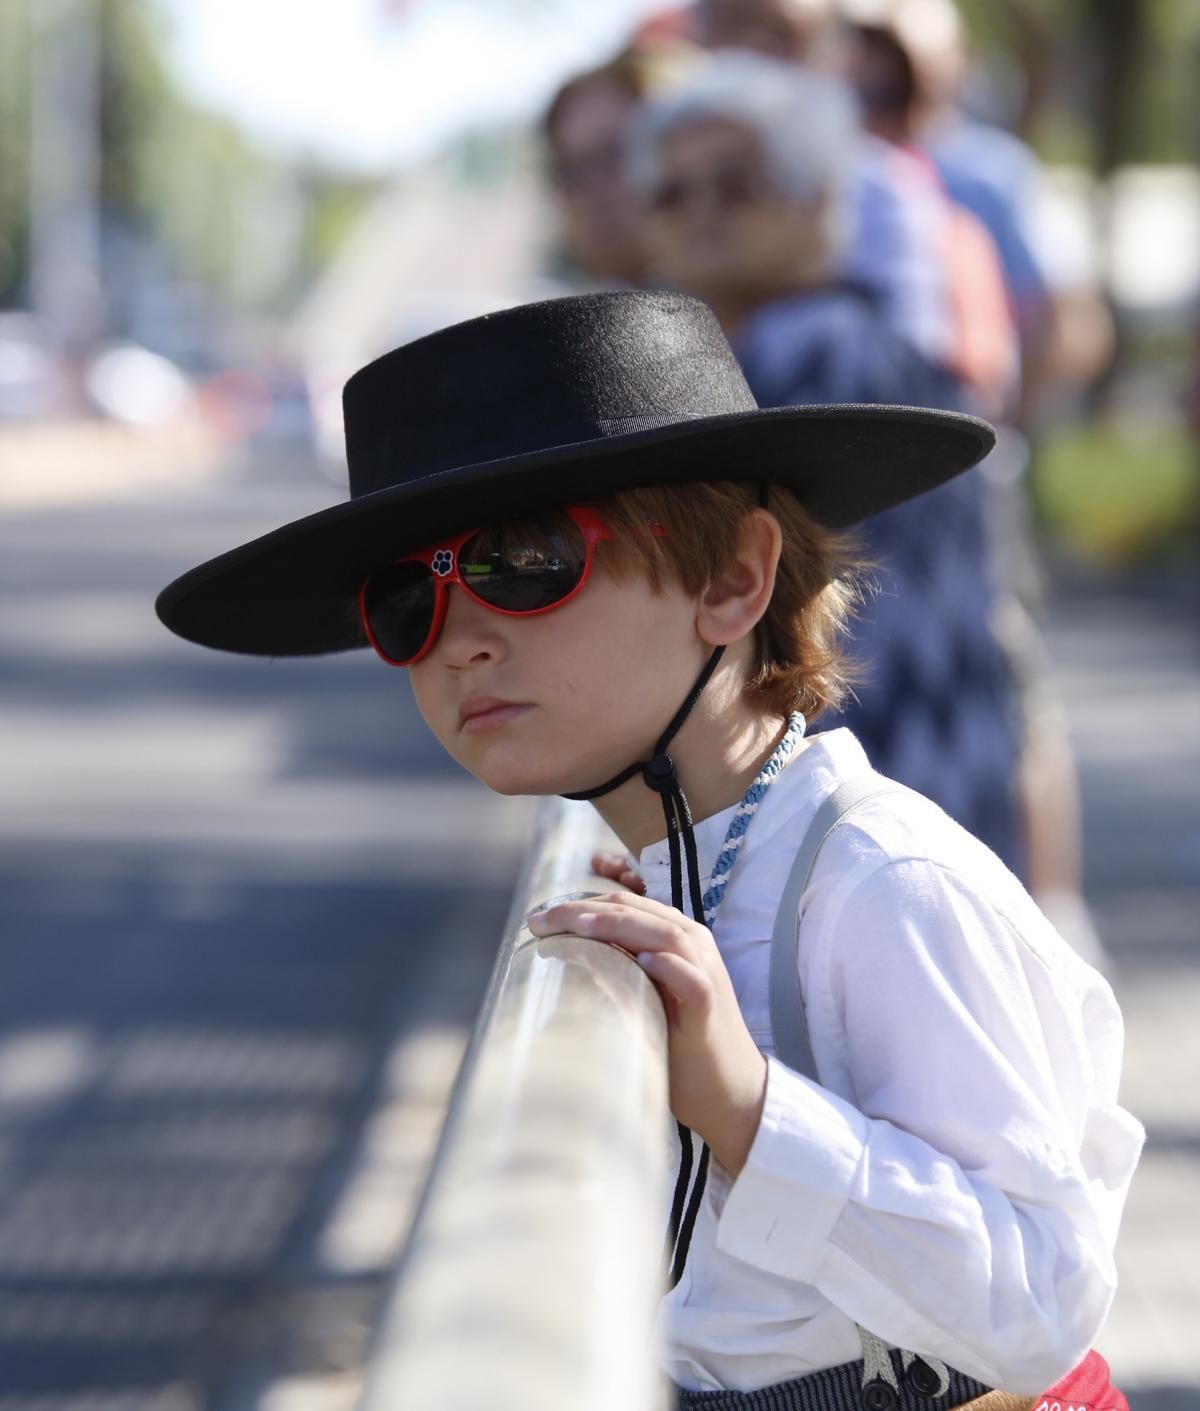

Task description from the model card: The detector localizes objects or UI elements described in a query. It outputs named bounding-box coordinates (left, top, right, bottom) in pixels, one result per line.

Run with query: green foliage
left=1032, top=418, right=1198, bottom=565
left=0, top=1, right=33, bottom=303
left=1123, top=0, right=1200, bottom=163
left=303, top=172, right=377, bottom=271
left=96, top=0, right=173, bottom=217
left=958, top=0, right=1198, bottom=168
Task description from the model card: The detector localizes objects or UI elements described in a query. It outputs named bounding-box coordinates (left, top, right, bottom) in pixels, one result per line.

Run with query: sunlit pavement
left=0, top=441, right=1196, bottom=1409
left=0, top=419, right=226, bottom=513
left=1041, top=565, right=1200, bottom=1409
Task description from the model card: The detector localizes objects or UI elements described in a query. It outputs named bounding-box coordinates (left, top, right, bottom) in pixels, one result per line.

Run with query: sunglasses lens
left=362, top=560, right=436, bottom=663
left=459, top=512, right=588, bottom=612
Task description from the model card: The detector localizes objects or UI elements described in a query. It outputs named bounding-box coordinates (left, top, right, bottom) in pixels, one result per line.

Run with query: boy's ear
left=695, top=509, right=781, bottom=647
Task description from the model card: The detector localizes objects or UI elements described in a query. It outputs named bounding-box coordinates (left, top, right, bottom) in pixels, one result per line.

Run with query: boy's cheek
left=407, top=671, right=452, bottom=741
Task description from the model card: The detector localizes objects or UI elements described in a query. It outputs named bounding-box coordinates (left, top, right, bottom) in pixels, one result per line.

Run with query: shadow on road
left=0, top=476, right=528, bottom=1408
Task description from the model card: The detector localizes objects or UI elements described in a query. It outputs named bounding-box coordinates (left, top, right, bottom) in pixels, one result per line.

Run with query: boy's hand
left=590, top=851, right=646, bottom=895
left=527, top=892, right=767, bottom=1176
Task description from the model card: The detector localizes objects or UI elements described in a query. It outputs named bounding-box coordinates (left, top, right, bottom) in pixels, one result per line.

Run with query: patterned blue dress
left=734, top=286, right=1025, bottom=877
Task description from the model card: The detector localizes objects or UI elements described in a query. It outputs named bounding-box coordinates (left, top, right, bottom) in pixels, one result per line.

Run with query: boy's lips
left=457, top=696, right=533, bottom=731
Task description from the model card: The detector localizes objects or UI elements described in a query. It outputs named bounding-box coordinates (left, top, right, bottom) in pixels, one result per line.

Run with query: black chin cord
left=562, top=643, right=724, bottom=922
left=562, top=643, right=725, bottom=1291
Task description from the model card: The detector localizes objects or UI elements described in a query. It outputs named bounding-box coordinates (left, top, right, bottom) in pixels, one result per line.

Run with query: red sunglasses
left=360, top=505, right=635, bottom=667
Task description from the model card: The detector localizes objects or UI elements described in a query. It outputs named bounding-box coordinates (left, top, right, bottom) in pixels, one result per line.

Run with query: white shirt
left=637, top=729, right=1144, bottom=1396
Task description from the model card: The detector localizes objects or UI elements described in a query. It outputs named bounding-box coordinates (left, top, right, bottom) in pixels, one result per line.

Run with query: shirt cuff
left=712, top=1055, right=869, bottom=1281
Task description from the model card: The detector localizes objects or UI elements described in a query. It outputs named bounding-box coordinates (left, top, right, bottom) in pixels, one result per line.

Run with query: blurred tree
left=0, top=0, right=376, bottom=322
left=0, top=0, right=34, bottom=302
left=957, top=0, right=1198, bottom=167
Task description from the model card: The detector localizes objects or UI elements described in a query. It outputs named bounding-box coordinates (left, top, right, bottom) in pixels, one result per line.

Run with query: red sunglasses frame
left=359, top=504, right=617, bottom=667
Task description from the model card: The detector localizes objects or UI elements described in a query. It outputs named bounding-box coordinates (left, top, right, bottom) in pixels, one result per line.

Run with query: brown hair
left=588, top=480, right=868, bottom=719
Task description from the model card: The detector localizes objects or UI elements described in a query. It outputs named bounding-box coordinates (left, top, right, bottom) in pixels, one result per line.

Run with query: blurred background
left=0, top=0, right=1196, bottom=1408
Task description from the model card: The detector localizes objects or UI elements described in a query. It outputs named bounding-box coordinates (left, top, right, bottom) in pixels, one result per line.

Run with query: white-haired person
left=695, top=0, right=1019, bottom=424
left=695, top=0, right=968, bottom=385
left=626, top=50, right=1027, bottom=878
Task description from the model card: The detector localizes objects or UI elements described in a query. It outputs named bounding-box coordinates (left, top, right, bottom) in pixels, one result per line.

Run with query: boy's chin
left=477, top=768, right=576, bottom=798
left=458, top=730, right=632, bottom=799
left=470, top=755, right=596, bottom=799
left=464, top=753, right=558, bottom=797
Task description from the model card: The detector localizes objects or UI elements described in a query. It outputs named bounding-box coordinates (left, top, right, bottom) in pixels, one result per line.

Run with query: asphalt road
left=0, top=448, right=1196, bottom=1409
left=1040, top=562, right=1200, bottom=1411
left=0, top=451, right=532, bottom=1411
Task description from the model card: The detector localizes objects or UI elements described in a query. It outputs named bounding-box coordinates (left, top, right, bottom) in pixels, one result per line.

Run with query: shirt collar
left=637, top=799, right=740, bottom=901
left=635, top=728, right=873, bottom=904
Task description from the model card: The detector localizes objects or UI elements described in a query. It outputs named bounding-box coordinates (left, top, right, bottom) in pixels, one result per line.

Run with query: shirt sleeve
left=708, top=854, right=1144, bottom=1394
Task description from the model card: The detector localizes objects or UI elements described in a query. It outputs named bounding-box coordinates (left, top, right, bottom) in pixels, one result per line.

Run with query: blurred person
left=545, top=15, right=958, bottom=382
left=543, top=42, right=698, bottom=288
left=698, top=0, right=1019, bottom=420
left=838, top=2, right=1018, bottom=418
left=839, top=0, right=1043, bottom=388
left=627, top=52, right=1025, bottom=873
left=694, top=0, right=961, bottom=387
left=836, top=0, right=1111, bottom=965
left=837, top=0, right=956, bottom=143
left=699, top=0, right=843, bottom=66
left=628, top=55, right=950, bottom=407
left=838, top=0, right=1115, bottom=418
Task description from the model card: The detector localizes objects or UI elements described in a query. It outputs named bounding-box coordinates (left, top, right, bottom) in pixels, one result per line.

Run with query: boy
left=157, top=291, right=1142, bottom=1409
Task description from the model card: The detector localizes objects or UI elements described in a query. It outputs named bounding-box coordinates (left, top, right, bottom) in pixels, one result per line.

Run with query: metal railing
left=358, top=796, right=670, bottom=1411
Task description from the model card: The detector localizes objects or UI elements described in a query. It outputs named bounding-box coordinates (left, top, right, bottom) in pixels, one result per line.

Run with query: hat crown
left=342, top=291, right=759, bottom=498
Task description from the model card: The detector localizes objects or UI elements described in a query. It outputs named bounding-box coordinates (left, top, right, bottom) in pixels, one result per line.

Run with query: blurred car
left=85, top=340, right=193, bottom=427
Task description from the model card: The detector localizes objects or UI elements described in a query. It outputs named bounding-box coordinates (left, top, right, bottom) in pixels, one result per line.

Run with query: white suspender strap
left=765, top=774, right=955, bottom=1402
left=767, top=776, right=901, bottom=1078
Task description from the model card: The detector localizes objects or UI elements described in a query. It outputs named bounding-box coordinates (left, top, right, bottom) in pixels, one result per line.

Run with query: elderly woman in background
left=542, top=30, right=957, bottom=389
left=696, top=0, right=966, bottom=385
left=626, top=51, right=1026, bottom=874
left=627, top=53, right=957, bottom=409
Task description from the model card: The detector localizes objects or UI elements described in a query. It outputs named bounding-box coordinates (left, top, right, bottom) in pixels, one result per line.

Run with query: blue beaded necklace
left=701, top=710, right=807, bottom=928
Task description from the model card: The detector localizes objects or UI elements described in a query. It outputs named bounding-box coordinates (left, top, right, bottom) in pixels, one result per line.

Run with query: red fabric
left=892, top=143, right=1018, bottom=420
left=1036, top=1350, right=1129, bottom=1411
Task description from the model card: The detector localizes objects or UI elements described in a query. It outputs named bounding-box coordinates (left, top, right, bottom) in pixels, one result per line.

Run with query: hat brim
left=157, top=402, right=993, bottom=656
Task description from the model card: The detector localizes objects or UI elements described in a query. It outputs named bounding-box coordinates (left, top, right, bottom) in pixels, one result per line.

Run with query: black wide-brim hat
left=157, top=290, right=994, bottom=655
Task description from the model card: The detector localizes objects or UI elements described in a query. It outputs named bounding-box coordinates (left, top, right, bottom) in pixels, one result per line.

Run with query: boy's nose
left=436, top=584, right=508, bottom=665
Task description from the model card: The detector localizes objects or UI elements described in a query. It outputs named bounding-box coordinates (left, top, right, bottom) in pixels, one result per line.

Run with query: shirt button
left=905, top=1358, right=944, bottom=1397
left=860, top=1381, right=898, bottom=1411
